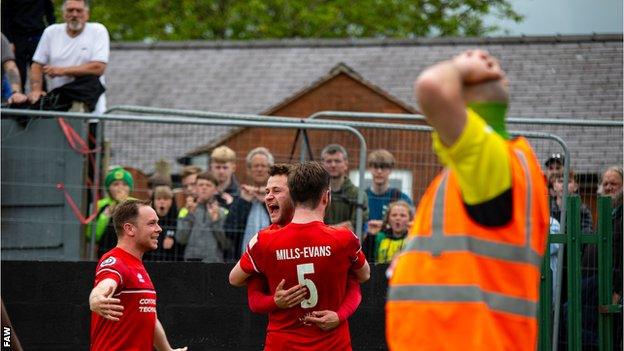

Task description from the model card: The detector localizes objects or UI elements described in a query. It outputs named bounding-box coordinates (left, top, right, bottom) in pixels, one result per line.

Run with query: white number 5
left=296, top=263, right=318, bottom=308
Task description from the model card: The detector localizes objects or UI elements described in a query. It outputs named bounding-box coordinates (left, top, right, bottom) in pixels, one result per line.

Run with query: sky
left=485, top=0, right=623, bottom=36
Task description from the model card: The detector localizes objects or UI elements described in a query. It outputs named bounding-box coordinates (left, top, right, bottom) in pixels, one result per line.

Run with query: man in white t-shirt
left=28, top=0, right=109, bottom=114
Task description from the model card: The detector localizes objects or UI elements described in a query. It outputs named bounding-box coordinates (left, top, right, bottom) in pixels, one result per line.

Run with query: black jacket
left=223, top=197, right=269, bottom=261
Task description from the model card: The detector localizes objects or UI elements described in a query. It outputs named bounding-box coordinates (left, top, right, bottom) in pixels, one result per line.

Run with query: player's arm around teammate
left=229, top=234, right=370, bottom=286
left=229, top=243, right=255, bottom=287
left=247, top=276, right=309, bottom=312
left=89, top=274, right=187, bottom=351
left=351, top=258, right=371, bottom=282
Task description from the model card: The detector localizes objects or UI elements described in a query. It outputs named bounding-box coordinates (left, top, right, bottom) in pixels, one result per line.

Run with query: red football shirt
left=240, top=221, right=366, bottom=351
left=90, top=247, right=157, bottom=351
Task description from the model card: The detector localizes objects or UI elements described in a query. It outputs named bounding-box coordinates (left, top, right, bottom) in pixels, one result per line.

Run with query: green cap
left=105, top=167, right=134, bottom=191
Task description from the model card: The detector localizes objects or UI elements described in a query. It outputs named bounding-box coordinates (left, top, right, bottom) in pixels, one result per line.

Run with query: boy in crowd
left=210, top=146, right=240, bottom=209
left=364, top=149, right=413, bottom=259
left=176, top=172, right=229, bottom=262
left=177, top=165, right=202, bottom=219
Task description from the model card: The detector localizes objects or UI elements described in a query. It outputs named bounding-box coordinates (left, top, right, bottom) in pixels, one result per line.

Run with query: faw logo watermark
left=3, top=326, right=11, bottom=349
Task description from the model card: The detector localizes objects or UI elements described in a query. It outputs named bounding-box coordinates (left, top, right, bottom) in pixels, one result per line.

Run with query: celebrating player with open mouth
left=230, top=162, right=370, bottom=350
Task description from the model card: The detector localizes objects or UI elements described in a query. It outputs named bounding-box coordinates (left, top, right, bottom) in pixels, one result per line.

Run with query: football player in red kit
left=89, top=199, right=186, bottom=351
left=246, top=164, right=364, bottom=329
left=230, top=162, right=370, bottom=350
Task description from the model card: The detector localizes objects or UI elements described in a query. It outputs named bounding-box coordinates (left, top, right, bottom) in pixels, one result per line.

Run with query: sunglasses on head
left=369, top=162, right=393, bottom=169
left=550, top=153, right=563, bottom=160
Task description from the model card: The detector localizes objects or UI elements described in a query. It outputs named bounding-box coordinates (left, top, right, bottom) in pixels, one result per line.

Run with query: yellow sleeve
left=431, top=108, right=511, bottom=205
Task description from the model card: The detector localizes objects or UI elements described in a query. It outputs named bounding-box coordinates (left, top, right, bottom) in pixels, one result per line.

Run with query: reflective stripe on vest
left=401, top=150, right=540, bottom=267
left=387, top=285, right=537, bottom=318
left=387, top=149, right=542, bottom=317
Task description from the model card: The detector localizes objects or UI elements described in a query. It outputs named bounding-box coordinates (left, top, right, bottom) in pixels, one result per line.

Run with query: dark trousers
left=12, top=34, right=41, bottom=92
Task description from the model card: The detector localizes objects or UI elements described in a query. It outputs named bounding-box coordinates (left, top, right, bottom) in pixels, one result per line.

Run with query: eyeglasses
left=369, top=162, right=393, bottom=170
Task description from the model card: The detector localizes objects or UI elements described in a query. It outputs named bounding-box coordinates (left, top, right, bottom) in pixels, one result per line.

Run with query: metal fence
left=1, top=107, right=622, bottom=350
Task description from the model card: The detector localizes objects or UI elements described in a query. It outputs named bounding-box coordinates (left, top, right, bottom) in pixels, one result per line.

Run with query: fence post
left=566, top=196, right=582, bottom=350
left=538, top=240, right=553, bottom=351
left=597, top=196, right=614, bottom=351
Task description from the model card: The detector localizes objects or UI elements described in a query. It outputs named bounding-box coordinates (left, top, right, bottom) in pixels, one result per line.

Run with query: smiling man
left=28, top=0, right=109, bottom=113
left=230, top=161, right=370, bottom=350
left=245, top=164, right=364, bottom=334
left=89, top=199, right=186, bottom=351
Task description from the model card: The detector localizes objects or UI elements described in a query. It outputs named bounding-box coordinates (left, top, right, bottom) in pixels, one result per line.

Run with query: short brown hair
left=112, top=199, right=152, bottom=237
left=269, top=164, right=292, bottom=177
left=153, top=185, right=173, bottom=200
left=321, top=144, right=348, bottom=161
left=180, top=165, right=202, bottom=180
left=210, top=146, right=236, bottom=164
left=367, top=149, right=395, bottom=168
left=148, top=173, right=172, bottom=189
left=196, top=171, right=219, bottom=186
left=288, top=162, right=330, bottom=209
left=553, top=169, right=577, bottom=184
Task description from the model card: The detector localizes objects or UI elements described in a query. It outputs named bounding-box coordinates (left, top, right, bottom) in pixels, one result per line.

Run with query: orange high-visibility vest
left=386, top=137, right=548, bottom=351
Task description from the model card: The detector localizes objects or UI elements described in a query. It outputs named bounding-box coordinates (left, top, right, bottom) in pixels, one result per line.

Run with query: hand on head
left=453, top=49, right=504, bottom=85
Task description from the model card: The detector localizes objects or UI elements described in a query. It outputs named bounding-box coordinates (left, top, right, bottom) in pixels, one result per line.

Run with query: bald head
left=463, top=79, right=509, bottom=104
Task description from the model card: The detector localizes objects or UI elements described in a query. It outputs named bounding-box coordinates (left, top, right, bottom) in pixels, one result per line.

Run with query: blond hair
left=211, top=146, right=236, bottom=164
left=382, top=200, right=414, bottom=231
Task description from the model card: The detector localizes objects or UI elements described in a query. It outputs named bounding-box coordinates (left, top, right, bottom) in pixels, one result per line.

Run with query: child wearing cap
left=86, top=167, right=135, bottom=258
left=544, top=153, right=565, bottom=185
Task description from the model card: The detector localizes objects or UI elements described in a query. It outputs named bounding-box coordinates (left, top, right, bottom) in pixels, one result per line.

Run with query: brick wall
left=222, top=72, right=441, bottom=204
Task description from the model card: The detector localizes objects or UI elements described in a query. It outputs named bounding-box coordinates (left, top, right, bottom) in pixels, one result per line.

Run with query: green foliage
left=87, top=0, right=523, bottom=41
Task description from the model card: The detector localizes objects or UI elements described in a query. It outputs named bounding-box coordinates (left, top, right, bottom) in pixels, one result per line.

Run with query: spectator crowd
left=543, top=153, right=623, bottom=349
left=91, top=144, right=418, bottom=266
left=86, top=146, right=622, bottom=349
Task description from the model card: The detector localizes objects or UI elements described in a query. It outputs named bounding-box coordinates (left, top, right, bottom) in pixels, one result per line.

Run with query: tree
left=89, top=0, right=522, bottom=41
